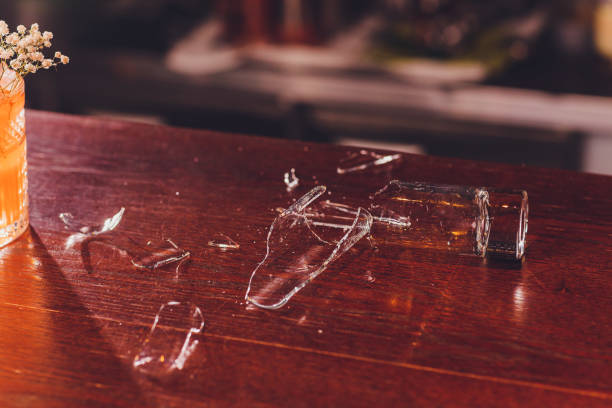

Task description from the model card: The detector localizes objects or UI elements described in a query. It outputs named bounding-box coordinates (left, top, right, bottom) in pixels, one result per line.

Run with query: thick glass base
left=0, top=210, right=29, bottom=248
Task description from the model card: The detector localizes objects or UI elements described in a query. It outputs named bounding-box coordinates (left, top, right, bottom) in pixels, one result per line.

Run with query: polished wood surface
left=0, top=110, right=610, bottom=407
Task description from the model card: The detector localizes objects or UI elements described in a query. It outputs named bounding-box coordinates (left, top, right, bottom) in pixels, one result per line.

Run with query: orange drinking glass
left=0, top=68, right=28, bottom=248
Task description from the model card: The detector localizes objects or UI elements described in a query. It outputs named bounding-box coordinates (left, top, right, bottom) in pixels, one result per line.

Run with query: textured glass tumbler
left=370, top=180, right=528, bottom=260
left=0, top=70, right=28, bottom=248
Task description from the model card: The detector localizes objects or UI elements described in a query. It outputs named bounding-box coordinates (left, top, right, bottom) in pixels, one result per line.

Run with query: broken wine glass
left=245, top=186, right=373, bottom=309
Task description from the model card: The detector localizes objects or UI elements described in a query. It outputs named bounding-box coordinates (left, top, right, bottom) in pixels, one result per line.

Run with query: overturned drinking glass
left=369, top=180, right=528, bottom=260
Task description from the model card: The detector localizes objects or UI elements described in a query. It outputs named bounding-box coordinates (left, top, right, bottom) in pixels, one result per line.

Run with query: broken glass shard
left=368, top=183, right=416, bottom=229
left=303, top=200, right=364, bottom=232
left=61, top=207, right=125, bottom=249
left=133, top=301, right=205, bottom=378
left=60, top=207, right=125, bottom=235
left=207, top=233, right=240, bottom=250
left=283, top=168, right=300, bottom=192
left=245, top=186, right=373, bottom=310
left=80, top=235, right=191, bottom=274
left=130, top=239, right=191, bottom=270
left=58, top=212, right=75, bottom=229
left=337, top=150, right=402, bottom=174
left=61, top=208, right=193, bottom=273
left=317, top=200, right=410, bottom=229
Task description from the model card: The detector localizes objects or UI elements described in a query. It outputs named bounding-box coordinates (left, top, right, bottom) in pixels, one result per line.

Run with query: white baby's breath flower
left=30, top=31, right=42, bottom=43
left=0, top=48, right=15, bottom=59
left=6, top=33, right=19, bottom=45
left=30, top=51, right=44, bottom=62
left=0, top=20, right=9, bottom=36
left=1, top=21, right=68, bottom=81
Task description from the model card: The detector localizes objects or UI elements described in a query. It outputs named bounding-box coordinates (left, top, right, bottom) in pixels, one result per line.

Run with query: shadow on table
left=0, top=228, right=144, bottom=406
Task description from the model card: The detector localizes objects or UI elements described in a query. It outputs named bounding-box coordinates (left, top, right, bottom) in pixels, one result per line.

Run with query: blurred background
left=3, top=0, right=612, bottom=174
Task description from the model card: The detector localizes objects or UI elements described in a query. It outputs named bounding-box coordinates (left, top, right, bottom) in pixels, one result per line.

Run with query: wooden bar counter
left=0, top=110, right=610, bottom=407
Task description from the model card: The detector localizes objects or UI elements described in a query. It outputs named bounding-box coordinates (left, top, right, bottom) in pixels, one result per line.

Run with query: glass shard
left=318, top=200, right=411, bottom=229
left=61, top=207, right=125, bottom=249
left=245, top=186, right=373, bottom=310
left=283, top=168, right=300, bottom=192
left=304, top=200, right=364, bottom=232
left=58, top=212, right=75, bottom=229
left=80, top=234, right=190, bottom=274
left=133, top=301, right=205, bottom=378
left=130, top=239, right=191, bottom=270
left=207, top=233, right=240, bottom=250
left=337, top=150, right=402, bottom=174
left=367, top=183, right=415, bottom=229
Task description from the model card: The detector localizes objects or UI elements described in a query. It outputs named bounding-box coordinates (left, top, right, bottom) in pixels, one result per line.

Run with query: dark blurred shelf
left=36, top=49, right=612, bottom=172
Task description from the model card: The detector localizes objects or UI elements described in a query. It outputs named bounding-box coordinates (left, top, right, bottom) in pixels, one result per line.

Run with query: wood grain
left=0, top=110, right=609, bottom=407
